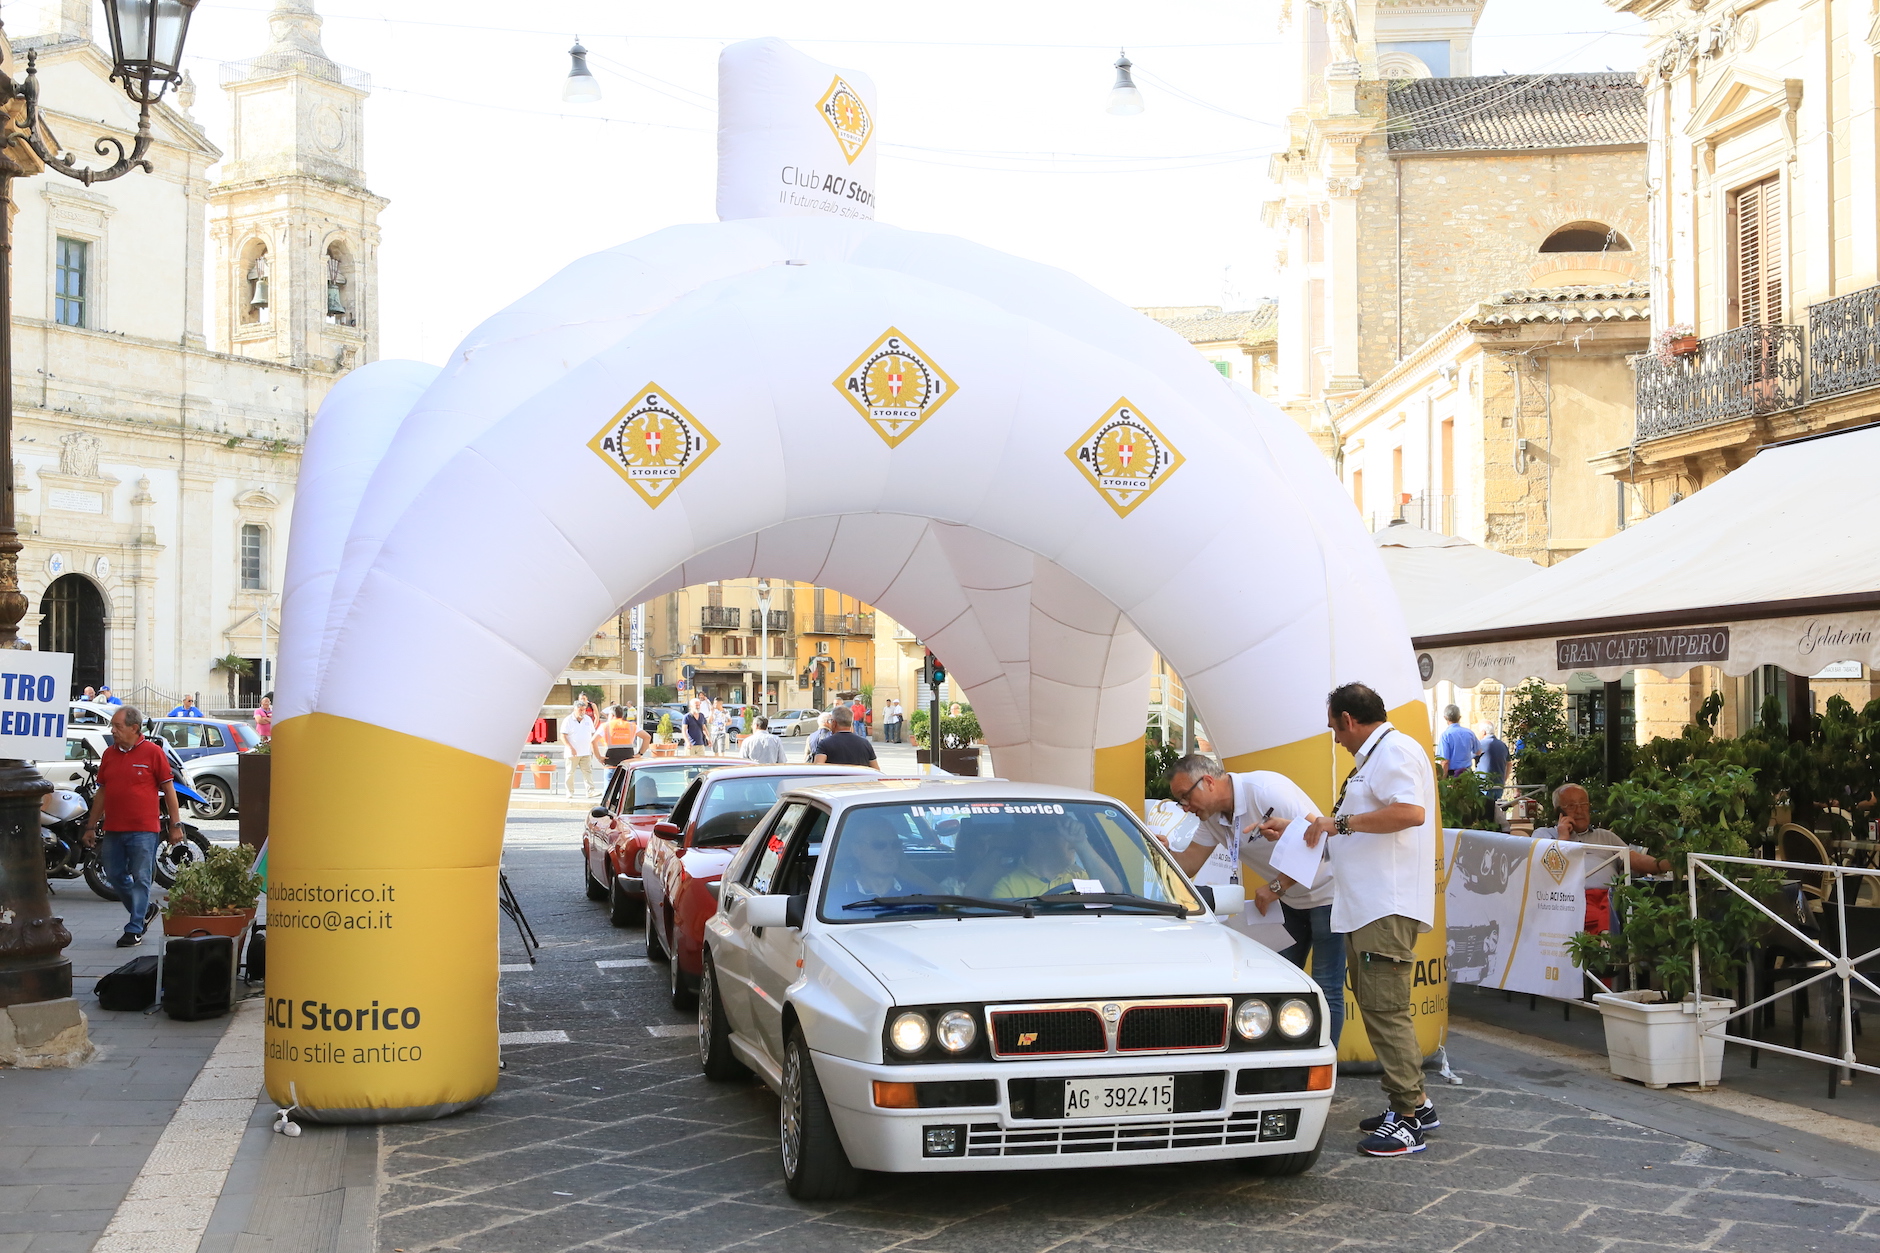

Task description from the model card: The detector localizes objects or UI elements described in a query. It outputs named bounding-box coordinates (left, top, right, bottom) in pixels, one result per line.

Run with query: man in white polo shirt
left=1262, top=681, right=1436, bottom=1158
left=1163, top=754, right=1344, bottom=1047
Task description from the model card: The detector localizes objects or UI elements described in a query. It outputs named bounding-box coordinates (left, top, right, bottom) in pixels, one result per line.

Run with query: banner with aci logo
left=717, top=37, right=878, bottom=223
left=1443, top=828, right=1600, bottom=1000
left=0, top=652, right=74, bottom=761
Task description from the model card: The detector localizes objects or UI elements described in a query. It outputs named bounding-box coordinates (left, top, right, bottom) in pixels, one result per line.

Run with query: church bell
left=326, top=283, right=347, bottom=316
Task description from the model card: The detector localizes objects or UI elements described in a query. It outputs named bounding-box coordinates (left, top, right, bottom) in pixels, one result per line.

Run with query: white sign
left=1813, top=660, right=1863, bottom=679
left=0, top=652, right=74, bottom=761
left=716, top=38, right=878, bottom=223
left=1444, top=828, right=1588, bottom=999
left=48, top=489, right=103, bottom=514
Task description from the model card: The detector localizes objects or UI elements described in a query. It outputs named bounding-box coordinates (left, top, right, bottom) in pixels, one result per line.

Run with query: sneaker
left=144, top=903, right=160, bottom=924
left=116, top=932, right=143, bottom=948
left=1359, top=1100, right=1438, bottom=1132
left=1358, top=1112, right=1427, bottom=1157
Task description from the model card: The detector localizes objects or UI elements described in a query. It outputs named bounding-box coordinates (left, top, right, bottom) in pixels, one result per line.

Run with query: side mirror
left=589, top=806, right=609, bottom=819
left=745, top=894, right=791, bottom=929
left=1205, top=883, right=1245, bottom=917
left=653, top=822, right=681, bottom=840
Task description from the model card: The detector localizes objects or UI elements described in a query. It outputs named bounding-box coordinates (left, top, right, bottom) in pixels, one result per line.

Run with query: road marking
left=645, top=1024, right=692, bottom=1038
left=498, top=1030, right=570, bottom=1045
left=93, top=998, right=264, bottom=1253
left=596, top=958, right=649, bottom=969
left=498, top=963, right=533, bottom=972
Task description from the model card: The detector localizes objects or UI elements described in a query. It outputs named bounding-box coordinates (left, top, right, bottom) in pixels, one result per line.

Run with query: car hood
left=823, top=915, right=1314, bottom=1004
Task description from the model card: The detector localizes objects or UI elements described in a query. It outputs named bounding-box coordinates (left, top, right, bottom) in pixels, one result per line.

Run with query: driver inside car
left=989, top=814, right=1119, bottom=899
left=825, top=814, right=929, bottom=911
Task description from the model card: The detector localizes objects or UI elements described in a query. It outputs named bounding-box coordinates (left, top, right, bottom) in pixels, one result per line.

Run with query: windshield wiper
left=843, top=894, right=1036, bottom=918
left=1020, top=891, right=1191, bottom=917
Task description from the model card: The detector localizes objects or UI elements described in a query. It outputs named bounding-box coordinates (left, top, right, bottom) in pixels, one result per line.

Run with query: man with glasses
left=825, top=815, right=922, bottom=912
left=1163, top=754, right=1343, bottom=1046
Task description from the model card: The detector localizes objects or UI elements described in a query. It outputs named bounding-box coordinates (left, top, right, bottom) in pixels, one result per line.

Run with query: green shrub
left=1435, top=769, right=1490, bottom=831
left=165, top=844, right=264, bottom=918
left=909, top=707, right=980, bottom=750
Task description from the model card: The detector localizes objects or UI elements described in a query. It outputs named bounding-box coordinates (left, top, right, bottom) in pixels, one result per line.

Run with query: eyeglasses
left=1169, top=775, right=1205, bottom=807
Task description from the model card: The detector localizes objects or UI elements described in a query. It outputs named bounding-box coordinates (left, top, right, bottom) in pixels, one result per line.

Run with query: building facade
left=1593, top=0, right=1880, bottom=729
left=8, top=0, right=378, bottom=708
left=1138, top=303, right=1278, bottom=395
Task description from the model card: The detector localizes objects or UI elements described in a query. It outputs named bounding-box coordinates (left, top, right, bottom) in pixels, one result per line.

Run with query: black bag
left=162, top=932, right=233, bottom=1021
left=95, top=955, right=158, bottom=1012
left=243, top=925, right=266, bottom=983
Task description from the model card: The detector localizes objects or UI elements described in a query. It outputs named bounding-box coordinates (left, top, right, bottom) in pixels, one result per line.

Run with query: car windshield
left=625, top=763, right=717, bottom=814
left=693, top=775, right=829, bottom=846
left=817, top=800, right=1204, bottom=922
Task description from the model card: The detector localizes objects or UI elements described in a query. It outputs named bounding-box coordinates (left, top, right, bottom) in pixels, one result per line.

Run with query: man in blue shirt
left=683, top=704, right=709, bottom=757
left=1473, top=723, right=1510, bottom=814
left=168, top=696, right=206, bottom=718
left=1436, top=705, right=1478, bottom=777
left=99, top=685, right=122, bottom=706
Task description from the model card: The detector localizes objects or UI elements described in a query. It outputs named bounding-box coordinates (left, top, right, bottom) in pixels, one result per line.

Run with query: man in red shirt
left=82, top=706, right=183, bottom=947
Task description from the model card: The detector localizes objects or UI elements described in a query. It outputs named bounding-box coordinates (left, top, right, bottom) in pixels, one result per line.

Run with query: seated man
left=1536, top=782, right=1668, bottom=933
left=826, top=814, right=922, bottom=912
left=989, top=815, right=1119, bottom=899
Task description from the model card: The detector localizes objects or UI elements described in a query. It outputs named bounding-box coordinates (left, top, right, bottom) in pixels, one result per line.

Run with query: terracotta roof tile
left=1142, top=301, right=1278, bottom=345
left=1387, top=72, right=1645, bottom=153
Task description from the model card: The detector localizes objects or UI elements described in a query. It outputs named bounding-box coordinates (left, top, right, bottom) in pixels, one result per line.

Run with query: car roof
left=779, top=778, right=1125, bottom=810
left=621, top=755, right=738, bottom=770
left=696, top=764, right=878, bottom=782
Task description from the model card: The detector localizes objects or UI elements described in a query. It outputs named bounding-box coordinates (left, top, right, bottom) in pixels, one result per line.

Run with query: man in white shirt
left=1535, top=782, right=1668, bottom=933
left=740, top=716, right=787, bottom=764
left=1262, top=682, right=1436, bottom=1158
left=1164, top=755, right=1344, bottom=1046
left=561, top=706, right=602, bottom=799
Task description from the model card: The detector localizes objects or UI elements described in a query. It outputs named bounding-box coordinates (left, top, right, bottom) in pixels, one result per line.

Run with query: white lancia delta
left=698, top=779, right=1335, bottom=1199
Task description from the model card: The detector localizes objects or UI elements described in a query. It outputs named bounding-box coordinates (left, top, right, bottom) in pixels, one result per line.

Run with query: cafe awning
left=1413, top=423, right=1880, bottom=689
left=1372, top=521, right=1543, bottom=639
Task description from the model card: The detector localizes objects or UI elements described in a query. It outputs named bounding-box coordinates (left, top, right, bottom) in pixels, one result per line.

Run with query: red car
left=643, top=764, right=883, bottom=1008
left=582, top=756, right=737, bottom=925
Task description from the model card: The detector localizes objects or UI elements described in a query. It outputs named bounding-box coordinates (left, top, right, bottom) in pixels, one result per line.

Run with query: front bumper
left=612, top=873, right=645, bottom=899
left=813, top=1048, right=1334, bottom=1173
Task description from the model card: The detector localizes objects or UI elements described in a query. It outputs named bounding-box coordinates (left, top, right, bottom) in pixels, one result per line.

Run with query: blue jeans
left=1280, top=901, right=1347, bottom=1047
left=101, top=831, right=160, bottom=934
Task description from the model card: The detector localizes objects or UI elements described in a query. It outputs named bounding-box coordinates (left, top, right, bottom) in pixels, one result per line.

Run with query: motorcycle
left=42, top=753, right=215, bottom=901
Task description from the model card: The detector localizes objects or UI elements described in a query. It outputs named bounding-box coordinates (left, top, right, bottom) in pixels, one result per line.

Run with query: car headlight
left=1277, top=998, right=1314, bottom=1039
left=889, top=1010, right=931, bottom=1054
left=1234, top=998, right=1272, bottom=1040
left=936, top=1009, right=977, bottom=1052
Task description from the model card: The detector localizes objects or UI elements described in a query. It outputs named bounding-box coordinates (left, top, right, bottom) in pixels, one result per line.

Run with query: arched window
left=39, top=575, right=106, bottom=694
left=325, top=241, right=354, bottom=326
left=241, top=523, right=266, bottom=590
left=1539, top=222, right=1631, bottom=253
left=240, top=239, right=270, bottom=325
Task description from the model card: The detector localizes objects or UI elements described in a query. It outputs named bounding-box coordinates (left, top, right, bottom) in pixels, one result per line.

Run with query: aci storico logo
left=836, top=328, right=958, bottom=447
left=1065, top=398, right=1185, bottom=518
left=817, top=75, right=873, bottom=164
left=589, top=384, right=720, bottom=508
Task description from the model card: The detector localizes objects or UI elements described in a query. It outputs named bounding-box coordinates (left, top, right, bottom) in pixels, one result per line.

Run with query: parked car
left=639, top=704, right=689, bottom=735
left=182, top=751, right=244, bottom=820
left=643, top=764, right=885, bottom=1011
left=67, top=699, right=115, bottom=727
left=146, top=716, right=260, bottom=763
left=582, top=755, right=737, bottom=924
left=775, top=709, right=821, bottom=737
left=699, top=778, right=1333, bottom=1198
left=35, top=727, right=112, bottom=787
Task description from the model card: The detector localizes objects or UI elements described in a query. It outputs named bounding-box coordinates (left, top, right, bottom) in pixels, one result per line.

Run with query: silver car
left=775, top=709, right=821, bottom=737
left=183, top=752, right=242, bottom=820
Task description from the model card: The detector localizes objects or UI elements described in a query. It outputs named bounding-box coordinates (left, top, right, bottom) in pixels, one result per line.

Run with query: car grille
left=960, top=1109, right=1298, bottom=1157
left=987, top=998, right=1233, bottom=1059
left=990, top=1009, right=1105, bottom=1057
left=1118, top=1003, right=1227, bottom=1052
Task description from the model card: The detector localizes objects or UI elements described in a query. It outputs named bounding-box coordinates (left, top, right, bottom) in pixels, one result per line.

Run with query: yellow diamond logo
left=588, top=383, right=719, bottom=509
left=817, top=75, right=873, bottom=165
left=1541, top=842, right=1569, bottom=884
left=1065, top=398, right=1185, bottom=518
left=835, top=328, right=958, bottom=448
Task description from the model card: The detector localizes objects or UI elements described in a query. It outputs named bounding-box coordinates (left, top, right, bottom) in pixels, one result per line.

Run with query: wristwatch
left=1334, top=815, right=1351, bottom=836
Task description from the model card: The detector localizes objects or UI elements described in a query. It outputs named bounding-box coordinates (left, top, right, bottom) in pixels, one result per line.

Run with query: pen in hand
left=1242, top=806, right=1276, bottom=838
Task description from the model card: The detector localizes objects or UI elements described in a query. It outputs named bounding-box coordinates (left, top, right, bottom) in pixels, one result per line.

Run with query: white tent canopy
left=1415, top=424, right=1880, bottom=688
left=1371, top=521, right=1542, bottom=639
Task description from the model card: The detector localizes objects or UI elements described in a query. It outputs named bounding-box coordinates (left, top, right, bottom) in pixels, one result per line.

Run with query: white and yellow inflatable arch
left=265, top=42, right=1435, bottom=1122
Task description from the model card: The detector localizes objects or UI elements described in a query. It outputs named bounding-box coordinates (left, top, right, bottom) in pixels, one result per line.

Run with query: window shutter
left=1731, top=176, right=1782, bottom=327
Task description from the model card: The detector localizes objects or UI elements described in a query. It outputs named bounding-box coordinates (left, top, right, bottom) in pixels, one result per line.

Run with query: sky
left=171, top=0, right=1650, bottom=365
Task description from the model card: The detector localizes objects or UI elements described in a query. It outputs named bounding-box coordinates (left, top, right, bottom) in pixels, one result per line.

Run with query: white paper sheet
left=1268, top=817, right=1325, bottom=887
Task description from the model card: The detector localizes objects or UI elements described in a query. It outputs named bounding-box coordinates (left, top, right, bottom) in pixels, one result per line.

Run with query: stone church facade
left=8, top=0, right=380, bottom=709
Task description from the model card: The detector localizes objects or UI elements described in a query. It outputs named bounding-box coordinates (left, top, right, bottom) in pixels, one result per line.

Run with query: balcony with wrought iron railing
left=1633, top=323, right=1806, bottom=441
left=1807, top=284, right=1880, bottom=402
left=700, top=606, right=741, bottom=630
left=809, top=612, right=876, bottom=635
left=755, top=609, right=792, bottom=634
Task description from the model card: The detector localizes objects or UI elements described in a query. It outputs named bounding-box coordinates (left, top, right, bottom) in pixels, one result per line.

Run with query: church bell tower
left=208, top=0, right=385, bottom=370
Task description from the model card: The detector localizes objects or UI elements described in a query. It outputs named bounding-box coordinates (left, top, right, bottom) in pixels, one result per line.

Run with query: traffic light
left=928, top=652, right=946, bottom=686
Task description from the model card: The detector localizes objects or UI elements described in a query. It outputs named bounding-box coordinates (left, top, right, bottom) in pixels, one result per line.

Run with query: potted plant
left=1567, top=758, right=1767, bottom=1087
left=164, top=844, right=264, bottom=940
left=653, top=712, right=677, bottom=756
left=1653, top=323, right=1698, bottom=363
left=532, top=753, right=555, bottom=789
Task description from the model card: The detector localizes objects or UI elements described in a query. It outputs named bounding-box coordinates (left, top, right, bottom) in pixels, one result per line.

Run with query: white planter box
left=1593, top=991, right=1734, bottom=1088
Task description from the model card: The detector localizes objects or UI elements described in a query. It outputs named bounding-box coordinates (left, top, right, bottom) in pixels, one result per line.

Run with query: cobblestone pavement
left=377, top=815, right=1880, bottom=1253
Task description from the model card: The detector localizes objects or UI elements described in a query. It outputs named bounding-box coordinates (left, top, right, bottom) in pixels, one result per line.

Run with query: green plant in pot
left=164, top=844, right=264, bottom=931
left=1565, top=758, right=1772, bottom=1086
left=656, top=712, right=676, bottom=743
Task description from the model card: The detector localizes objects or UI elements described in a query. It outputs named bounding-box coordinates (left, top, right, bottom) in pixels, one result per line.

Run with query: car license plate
left=1062, top=1076, right=1175, bottom=1118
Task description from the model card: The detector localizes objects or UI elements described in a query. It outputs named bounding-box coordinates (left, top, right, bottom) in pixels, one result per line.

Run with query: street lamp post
left=0, top=0, right=201, bottom=1010
left=756, top=579, right=771, bottom=721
